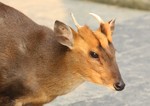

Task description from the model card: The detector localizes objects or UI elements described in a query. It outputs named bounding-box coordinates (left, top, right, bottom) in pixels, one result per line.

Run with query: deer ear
left=108, top=19, right=115, bottom=33
left=54, top=20, right=74, bottom=49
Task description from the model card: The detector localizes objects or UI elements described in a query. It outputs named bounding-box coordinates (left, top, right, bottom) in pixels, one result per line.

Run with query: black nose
left=114, top=81, right=125, bottom=91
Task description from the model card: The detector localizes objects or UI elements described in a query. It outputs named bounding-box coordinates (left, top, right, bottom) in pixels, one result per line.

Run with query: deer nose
left=114, top=81, right=125, bottom=91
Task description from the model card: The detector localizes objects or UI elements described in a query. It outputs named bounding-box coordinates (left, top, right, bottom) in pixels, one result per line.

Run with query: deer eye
left=89, top=51, right=99, bottom=58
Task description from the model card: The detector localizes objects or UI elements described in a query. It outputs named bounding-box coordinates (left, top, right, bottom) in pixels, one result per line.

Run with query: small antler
left=89, top=13, right=104, bottom=24
left=71, top=13, right=81, bottom=28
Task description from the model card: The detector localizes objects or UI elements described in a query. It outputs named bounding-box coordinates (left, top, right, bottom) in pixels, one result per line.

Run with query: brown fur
left=0, top=2, right=125, bottom=106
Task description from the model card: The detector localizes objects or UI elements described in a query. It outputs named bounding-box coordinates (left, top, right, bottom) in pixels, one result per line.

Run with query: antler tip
left=70, top=12, right=81, bottom=28
left=89, top=13, right=104, bottom=23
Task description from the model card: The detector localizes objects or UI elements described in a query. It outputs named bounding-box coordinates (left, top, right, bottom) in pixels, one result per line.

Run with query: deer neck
left=35, top=40, right=84, bottom=96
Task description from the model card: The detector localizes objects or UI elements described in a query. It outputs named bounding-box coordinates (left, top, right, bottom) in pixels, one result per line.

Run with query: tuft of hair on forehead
left=94, top=30, right=113, bottom=58
left=94, top=30, right=109, bottom=49
left=77, top=26, right=99, bottom=46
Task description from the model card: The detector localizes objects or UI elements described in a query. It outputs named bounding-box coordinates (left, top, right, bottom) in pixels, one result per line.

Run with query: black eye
left=89, top=51, right=99, bottom=58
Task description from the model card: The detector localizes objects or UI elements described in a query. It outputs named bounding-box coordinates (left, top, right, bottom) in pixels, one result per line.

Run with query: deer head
left=54, top=13, right=125, bottom=91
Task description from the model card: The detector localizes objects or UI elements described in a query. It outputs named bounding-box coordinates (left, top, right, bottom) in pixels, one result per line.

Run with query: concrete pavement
left=85, top=0, right=150, bottom=11
left=0, top=0, right=150, bottom=106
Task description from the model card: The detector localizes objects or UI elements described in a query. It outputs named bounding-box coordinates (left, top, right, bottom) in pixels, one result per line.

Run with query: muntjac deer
left=0, top=2, right=125, bottom=106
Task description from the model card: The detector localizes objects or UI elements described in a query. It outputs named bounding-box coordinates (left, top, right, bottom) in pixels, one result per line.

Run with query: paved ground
left=86, top=0, right=150, bottom=11
left=1, top=0, right=150, bottom=106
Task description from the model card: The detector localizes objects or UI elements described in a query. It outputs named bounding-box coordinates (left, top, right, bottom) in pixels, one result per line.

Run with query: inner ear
left=54, top=20, right=74, bottom=49
left=100, top=23, right=110, bottom=36
left=100, top=24, right=105, bottom=34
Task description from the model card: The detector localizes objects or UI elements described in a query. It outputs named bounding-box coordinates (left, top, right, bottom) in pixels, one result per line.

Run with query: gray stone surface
left=0, top=0, right=150, bottom=106
left=83, top=0, right=150, bottom=11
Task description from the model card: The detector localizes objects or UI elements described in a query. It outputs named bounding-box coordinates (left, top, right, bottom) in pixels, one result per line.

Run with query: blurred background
left=0, top=0, right=150, bottom=106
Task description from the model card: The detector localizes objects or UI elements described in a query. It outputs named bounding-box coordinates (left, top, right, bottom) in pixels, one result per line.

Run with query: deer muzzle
left=113, top=80, right=125, bottom=91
